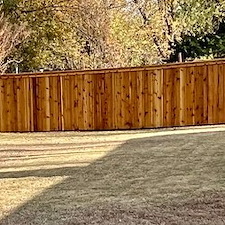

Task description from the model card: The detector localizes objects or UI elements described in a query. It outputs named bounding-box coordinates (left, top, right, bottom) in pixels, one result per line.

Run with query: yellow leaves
left=2, top=0, right=225, bottom=71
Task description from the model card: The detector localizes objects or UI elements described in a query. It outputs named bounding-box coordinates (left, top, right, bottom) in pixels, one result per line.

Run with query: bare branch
left=0, top=13, right=28, bottom=74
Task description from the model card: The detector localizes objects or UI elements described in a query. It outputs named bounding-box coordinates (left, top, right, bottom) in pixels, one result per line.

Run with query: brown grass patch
left=1, top=126, right=225, bottom=224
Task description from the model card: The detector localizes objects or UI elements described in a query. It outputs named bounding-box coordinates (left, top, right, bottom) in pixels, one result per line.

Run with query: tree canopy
left=1, top=0, right=225, bottom=72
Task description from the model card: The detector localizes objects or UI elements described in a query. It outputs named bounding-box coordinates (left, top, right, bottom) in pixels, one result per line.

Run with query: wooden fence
left=1, top=59, right=225, bottom=132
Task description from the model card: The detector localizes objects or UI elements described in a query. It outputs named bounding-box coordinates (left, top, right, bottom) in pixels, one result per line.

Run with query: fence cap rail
left=1, top=58, right=225, bottom=78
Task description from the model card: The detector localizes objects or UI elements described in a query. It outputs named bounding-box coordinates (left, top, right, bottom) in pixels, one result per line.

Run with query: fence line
left=0, top=59, right=225, bottom=132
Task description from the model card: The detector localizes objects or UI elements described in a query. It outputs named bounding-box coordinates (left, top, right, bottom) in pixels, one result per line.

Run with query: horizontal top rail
left=1, top=58, right=225, bottom=79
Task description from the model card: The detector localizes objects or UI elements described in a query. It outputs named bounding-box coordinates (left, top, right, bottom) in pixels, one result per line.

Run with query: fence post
left=178, top=52, right=183, bottom=62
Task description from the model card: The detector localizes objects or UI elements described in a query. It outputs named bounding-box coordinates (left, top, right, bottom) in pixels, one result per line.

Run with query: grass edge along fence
left=1, top=59, right=225, bottom=132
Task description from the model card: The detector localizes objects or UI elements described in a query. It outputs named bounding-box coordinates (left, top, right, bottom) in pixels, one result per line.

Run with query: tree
left=170, top=21, right=225, bottom=61
left=0, top=12, right=28, bottom=73
left=129, top=0, right=225, bottom=62
left=0, top=0, right=120, bottom=71
left=170, top=0, right=225, bottom=61
left=1, top=0, right=225, bottom=72
left=0, top=0, right=74, bottom=71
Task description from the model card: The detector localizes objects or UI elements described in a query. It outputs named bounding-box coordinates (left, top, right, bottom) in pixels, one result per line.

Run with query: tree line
left=0, top=0, right=225, bottom=73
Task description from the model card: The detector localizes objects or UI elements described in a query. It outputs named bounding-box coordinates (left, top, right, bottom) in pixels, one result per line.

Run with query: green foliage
left=170, top=22, right=225, bottom=61
left=1, top=0, right=225, bottom=72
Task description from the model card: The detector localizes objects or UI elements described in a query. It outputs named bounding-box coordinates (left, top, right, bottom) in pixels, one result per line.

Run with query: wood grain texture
left=1, top=60, right=225, bottom=132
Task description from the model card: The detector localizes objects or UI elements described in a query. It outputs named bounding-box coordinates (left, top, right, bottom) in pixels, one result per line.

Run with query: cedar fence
left=1, top=59, right=225, bottom=132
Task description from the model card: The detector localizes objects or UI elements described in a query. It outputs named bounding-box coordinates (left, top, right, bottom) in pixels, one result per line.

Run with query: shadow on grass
left=1, top=131, right=225, bottom=224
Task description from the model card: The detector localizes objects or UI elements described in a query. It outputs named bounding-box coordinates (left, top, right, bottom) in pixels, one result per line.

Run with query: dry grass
left=1, top=126, right=225, bottom=224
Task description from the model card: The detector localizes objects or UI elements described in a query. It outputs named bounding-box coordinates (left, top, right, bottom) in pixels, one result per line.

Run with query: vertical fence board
left=213, top=64, right=219, bottom=124
left=122, top=72, right=130, bottom=128
left=163, top=69, right=173, bottom=127
left=5, top=79, right=16, bottom=131
left=44, top=77, right=51, bottom=131
left=2, top=79, right=7, bottom=131
left=29, top=77, right=34, bottom=131
left=94, top=74, right=102, bottom=129
left=130, top=71, right=138, bottom=128
left=190, top=66, right=196, bottom=125
left=35, top=77, right=51, bottom=131
left=217, top=65, right=224, bottom=123
left=208, top=65, right=214, bottom=124
left=102, top=73, right=114, bottom=129
left=75, top=75, right=83, bottom=130
left=70, top=75, right=78, bottom=130
left=114, top=72, right=122, bottom=129
left=82, top=75, right=89, bottom=130
left=152, top=69, right=162, bottom=127
left=194, top=66, right=204, bottom=125
left=136, top=71, right=144, bottom=128
left=63, top=76, right=72, bottom=130
left=25, top=78, right=32, bottom=131
left=208, top=65, right=219, bottom=124
left=112, top=72, right=118, bottom=129
left=185, top=67, right=194, bottom=125
left=35, top=78, right=41, bottom=131
left=0, top=79, right=4, bottom=131
left=84, top=74, right=94, bottom=130
left=143, top=71, right=152, bottom=128
left=15, top=78, right=21, bottom=131
left=173, top=68, right=181, bottom=126
left=179, top=67, right=186, bottom=125
left=203, top=65, right=208, bottom=124
left=221, top=64, right=225, bottom=123
left=49, top=76, right=61, bottom=131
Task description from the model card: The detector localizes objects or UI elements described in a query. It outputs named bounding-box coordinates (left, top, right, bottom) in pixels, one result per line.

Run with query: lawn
left=1, top=126, right=225, bottom=225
